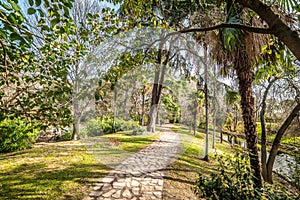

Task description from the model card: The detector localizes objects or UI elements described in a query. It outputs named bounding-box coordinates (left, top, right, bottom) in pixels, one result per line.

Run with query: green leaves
left=8, top=0, right=20, bottom=12
left=27, top=7, right=36, bottom=15
left=36, top=0, right=42, bottom=7
left=50, top=17, right=60, bottom=26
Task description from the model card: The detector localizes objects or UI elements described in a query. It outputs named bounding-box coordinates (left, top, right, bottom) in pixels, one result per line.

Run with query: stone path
left=84, top=127, right=180, bottom=200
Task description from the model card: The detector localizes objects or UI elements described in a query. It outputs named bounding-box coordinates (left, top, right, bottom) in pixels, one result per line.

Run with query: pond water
left=221, top=134, right=299, bottom=181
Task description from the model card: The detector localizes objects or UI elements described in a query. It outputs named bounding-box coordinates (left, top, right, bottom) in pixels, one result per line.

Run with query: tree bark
left=203, top=47, right=209, bottom=161
left=266, top=102, right=300, bottom=183
left=72, top=119, right=79, bottom=140
left=147, top=42, right=169, bottom=132
left=112, top=87, right=117, bottom=133
left=193, top=100, right=198, bottom=136
left=235, top=49, right=262, bottom=188
left=236, top=0, right=300, bottom=60
left=260, top=78, right=277, bottom=181
left=147, top=68, right=160, bottom=132
left=72, top=99, right=80, bottom=140
left=141, top=88, right=145, bottom=126
left=72, top=76, right=79, bottom=140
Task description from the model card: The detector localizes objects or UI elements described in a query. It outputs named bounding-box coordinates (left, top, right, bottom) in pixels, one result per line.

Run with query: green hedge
left=0, top=118, right=40, bottom=153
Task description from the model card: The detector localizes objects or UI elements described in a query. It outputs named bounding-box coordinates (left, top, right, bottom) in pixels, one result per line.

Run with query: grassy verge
left=0, top=141, right=110, bottom=200
left=0, top=129, right=160, bottom=199
left=163, top=125, right=234, bottom=200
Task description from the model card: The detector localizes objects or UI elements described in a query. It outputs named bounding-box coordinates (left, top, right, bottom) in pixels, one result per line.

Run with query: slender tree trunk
left=235, top=49, right=262, bottom=188
left=72, top=75, right=80, bottom=140
left=72, top=118, right=80, bottom=140
left=233, top=105, right=238, bottom=132
left=260, top=78, right=277, bottom=181
left=112, top=88, right=117, bottom=133
left=220, top=131, right=223, bottom=143
left=212, top=64, right=216, bottom=149
left=141, top=90, right=145, bottom=126
left=193, top=100, right=198, bottom=136
left=203, top=47, right=209, bottom=161
left=72, top=97, right=80, bottom=140
left=266, top=102, right=300, bottom=183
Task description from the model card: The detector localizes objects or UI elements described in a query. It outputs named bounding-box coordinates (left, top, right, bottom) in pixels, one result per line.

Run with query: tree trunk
left=147, top=104, right=157, bottom=132
left=72, top=80, right=80, bottom=140
left=72, top=119, right=80, bottom=140
left=260, top=78, right=277, bottom=181
left=203, top=47, right=209, bottom=161
left=147, top=68, right=159, bottom=132
left=235, top=51, right=262, bottom=188
left=220, top=131, right=223, bottom=143
left=147, top=44, right=169, bottom=132
left=112, top=88, right=117, bottom=133
left=141, top=90, right=145, bottom=126
left=233, top=105, right=238, bottom=132
left=237, top=0, right=300, bottom=60
left=193, top=100, right=198, bottom=136
left=212, top=64, right=216, bottom=148
left=156, top=108, right=160, bottom=125
left=266, top=102, right=300, bottom=183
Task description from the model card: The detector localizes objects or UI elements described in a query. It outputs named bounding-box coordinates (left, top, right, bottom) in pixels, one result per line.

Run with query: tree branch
left=170, top=23, right=274, bottom=36
left=0, top=38, right=7, bottom=66
left=0, top=16, right=45, bottom=40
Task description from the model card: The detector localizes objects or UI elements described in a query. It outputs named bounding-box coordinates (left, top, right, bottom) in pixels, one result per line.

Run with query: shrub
left=115, top=118, right=140, bottom=132
left=195, top=149, right=299, bottom=200
left=60, top=128, right=72, bottom=141
left=80, top=117, right=142, bottom=137
left=131, top=126, right=146, bottom=136
left=0, top=118, right=40, bottom=153
left=80, top=118, right=108, bottom=137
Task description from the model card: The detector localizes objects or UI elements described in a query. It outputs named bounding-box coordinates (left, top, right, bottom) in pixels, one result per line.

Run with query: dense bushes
left=195, top=149, right=299, bottom=200
left=0, top=118, right=40, bottom=153
left=80, top=117, right=143, bottom=138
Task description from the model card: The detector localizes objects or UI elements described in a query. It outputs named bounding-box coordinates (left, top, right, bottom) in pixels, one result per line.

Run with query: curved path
left=84, top=126, right=180, bottom=200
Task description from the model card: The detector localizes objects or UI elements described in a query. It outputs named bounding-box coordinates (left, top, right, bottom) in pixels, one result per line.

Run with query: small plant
left=61, top=128, right=72, bottom=141
left=131, top=126, right=146, bottom=135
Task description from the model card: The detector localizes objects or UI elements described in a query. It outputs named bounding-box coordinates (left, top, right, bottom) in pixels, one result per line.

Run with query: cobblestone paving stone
left=84, top=128, right=180, bottom=200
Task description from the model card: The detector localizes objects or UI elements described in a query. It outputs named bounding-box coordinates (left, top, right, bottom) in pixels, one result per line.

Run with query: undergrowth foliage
left=80, top=117, right=143, bottom=138
left=0, top=118, right=39, bottom=153
left=195, top=149, right=299, bottom=200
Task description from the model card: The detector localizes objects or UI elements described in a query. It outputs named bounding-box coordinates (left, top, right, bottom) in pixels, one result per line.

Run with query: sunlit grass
left=0, top=129, right=160, bottom=199
left=0, top=141, right=110, bottom=200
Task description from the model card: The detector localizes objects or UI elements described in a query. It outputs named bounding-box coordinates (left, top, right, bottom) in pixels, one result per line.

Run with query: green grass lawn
left=0, top=130, right=160, bottom=199
left=0, top=141, right=110, bottom=200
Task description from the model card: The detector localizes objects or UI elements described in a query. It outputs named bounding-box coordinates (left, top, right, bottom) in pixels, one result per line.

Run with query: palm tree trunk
left=235, top=50, right=262, bottom=188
